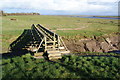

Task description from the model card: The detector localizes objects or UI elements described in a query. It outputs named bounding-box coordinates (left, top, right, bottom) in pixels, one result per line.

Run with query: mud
left=64, top=33, right=120, bottom=53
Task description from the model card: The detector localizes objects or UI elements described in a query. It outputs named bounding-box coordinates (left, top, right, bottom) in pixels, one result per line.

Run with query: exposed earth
left=64, top=33, right=120, bottom=53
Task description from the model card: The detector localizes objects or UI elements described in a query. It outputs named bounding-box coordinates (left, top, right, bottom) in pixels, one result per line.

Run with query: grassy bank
left=1, top=54, right=120, bottom=79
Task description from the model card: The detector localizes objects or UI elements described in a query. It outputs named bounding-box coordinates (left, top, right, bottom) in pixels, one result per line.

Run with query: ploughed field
left=2, top=15, right=118, bottom=53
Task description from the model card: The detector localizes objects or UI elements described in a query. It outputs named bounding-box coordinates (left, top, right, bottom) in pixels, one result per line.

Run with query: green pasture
left=2, top=15, right=118, bottom=53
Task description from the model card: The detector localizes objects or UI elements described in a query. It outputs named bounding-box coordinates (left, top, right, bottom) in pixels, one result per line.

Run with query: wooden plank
left=59, top=47, right=65, bottom=49
left=49, top=56, right=62, bottom=60
left=47, top=50, right=60, bottom=53
left=46, top=48, right=59, bottom=51
left=34, top=52, right=43, bottom=56
left=46, top=46, right=54, bottom=48
left=48, top=54, right=61, bottom=57
left=44, top=37, right=47, bottom=51
left=46, top=41, right=57, bottom=43
left=53, top=33, right=55, bottom=49
left=60, top=51, right=70, bottom=54
left=36, top=39, right=44, bottom=53
left=36, top=26, right=53, bottom=40
left=34, top=56, right=44, bottom=59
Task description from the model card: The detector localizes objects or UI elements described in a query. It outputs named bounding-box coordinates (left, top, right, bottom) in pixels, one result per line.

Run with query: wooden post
left=44, top=37, right=47, bottom=51
left=53, top=33, right=55, bottom=50
left=58, top=36, right=60, bottom=50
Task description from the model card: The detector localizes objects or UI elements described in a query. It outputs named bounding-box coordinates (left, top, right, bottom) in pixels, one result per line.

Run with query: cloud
left=0, top=0, right=119, bottom=15
left=87, top=0, right=119, bottom=2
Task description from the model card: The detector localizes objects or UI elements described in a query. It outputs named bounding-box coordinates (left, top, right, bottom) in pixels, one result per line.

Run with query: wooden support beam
left=53, top=33, right=55, bottom=50
left=46, top=41, right=57, bottom=43
left=58, top=36, right=60, bottom=49
left=44, top=37, right=47, bottom=51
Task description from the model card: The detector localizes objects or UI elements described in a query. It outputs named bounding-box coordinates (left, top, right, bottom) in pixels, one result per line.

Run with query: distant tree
left=0, top=11, right=7, bottom=16
left=0, top=11, right=3, bottom=16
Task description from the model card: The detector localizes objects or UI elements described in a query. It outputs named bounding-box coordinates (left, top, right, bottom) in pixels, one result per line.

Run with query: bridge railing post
left=53, top=33, right=55, bottom=50
left=44, top=37, right=47, bottom=51
left=58, top=36, right=60, bottom=50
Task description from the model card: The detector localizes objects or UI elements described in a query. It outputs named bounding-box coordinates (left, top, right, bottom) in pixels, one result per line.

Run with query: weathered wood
left=44, top=37, right=47, bottom=51
left=48, top=54, right=61, bottom=57
left=46, top=41, right=57, bottom=43
left=49, top=56, right=62, bottom=60
left=30, top=24, right=70, bottom=59
left=34, top=52, right=43, bottom=57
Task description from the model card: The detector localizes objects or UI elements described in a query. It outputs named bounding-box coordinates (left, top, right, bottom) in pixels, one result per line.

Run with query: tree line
left=0, top=10, right=40, bottom=16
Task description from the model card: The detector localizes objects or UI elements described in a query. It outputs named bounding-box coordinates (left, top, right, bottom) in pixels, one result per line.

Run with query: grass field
left=2, top=15, right=118, bottom=53
left=1, top=15, right=119, bottom=79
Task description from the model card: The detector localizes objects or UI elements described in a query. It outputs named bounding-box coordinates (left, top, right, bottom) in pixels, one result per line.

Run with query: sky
left=0, top=0, right=119, bottom=16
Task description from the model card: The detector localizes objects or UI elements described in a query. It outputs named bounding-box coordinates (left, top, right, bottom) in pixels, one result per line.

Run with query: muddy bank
left=64, top=33, right=120, bottom=53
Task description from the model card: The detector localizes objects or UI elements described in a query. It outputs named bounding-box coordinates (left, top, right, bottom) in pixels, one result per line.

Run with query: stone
left=94, top=45, right=102, bottom=52
left=109, top=35, right=119, bottom=44
left=100, top=42, right=111, bottom=52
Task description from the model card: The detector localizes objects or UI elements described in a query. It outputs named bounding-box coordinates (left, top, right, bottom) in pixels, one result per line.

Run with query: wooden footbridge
left=9, top=24, right=70, bottom=60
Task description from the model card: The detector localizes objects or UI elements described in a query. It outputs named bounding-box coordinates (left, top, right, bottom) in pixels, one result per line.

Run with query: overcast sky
left=0, top=0, right=119, bottom=15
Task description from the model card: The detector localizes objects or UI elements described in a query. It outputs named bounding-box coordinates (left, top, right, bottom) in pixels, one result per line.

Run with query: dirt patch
left=64, top=33, right=120, bottom=53
left=56, top=26, right=88, bottom=31
left=51, top=26, right=88, bottom=32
